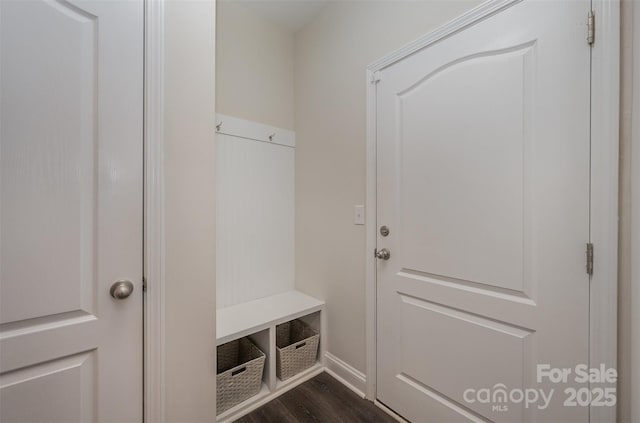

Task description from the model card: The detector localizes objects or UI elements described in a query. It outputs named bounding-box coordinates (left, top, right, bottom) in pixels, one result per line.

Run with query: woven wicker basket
left=216, top=337, right=265, bottom=414
left=276, top=319, right=319, bottom=381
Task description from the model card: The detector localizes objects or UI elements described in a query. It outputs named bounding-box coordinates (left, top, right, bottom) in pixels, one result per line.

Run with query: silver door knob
left=110, top=280, right=134, bottom=299
left=375, top=248, right=391, bottom=260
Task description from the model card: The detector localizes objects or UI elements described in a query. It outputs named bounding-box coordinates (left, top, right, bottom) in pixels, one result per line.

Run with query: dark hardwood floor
left=235, top=372, right=397, bottom=423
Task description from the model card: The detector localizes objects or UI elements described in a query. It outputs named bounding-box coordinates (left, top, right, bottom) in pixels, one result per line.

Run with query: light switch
left=354, top=205, right=365, bottom=225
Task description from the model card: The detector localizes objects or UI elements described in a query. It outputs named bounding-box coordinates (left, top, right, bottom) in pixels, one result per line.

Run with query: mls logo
left=492, top=405, right=509, bottom=412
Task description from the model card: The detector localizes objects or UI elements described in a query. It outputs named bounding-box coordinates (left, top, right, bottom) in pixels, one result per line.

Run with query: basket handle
left=295, top=342, right=306, bottom=349
left=231, top=367, right=247, bottom=376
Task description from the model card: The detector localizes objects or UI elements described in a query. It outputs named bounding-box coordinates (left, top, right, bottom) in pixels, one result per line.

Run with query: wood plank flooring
left=235, top=372, right=398, bottom=423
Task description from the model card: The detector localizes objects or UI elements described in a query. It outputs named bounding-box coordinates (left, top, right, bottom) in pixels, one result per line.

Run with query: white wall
left=216, top=1, right=295, bottom=130
left=628, top=2, right=640, bottom=422
left=619, top=2, right=638, bottom=422
left=164, top=0, right=217, bottom=420
left=293, top=0, right=482, bottom=374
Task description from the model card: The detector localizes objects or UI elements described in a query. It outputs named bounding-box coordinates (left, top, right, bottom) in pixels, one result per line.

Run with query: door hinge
left=586, top=243, right=594, bottom=276
left=371, top=71, right=381, bottom=84
left=587, top=10, right=595, bottom=46
left=142, top=276, right=147, bottom=292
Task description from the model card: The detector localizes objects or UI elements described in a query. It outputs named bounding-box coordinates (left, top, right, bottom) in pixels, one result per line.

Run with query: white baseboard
left=374, top=400, right=409, bottom=423
left=324, top=352, right=367, bottom=398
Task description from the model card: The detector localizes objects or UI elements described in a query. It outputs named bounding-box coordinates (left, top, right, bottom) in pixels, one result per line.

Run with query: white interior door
left=0, top=1, right=143, bottom=421
left=376, top=1, right=591, bottom=422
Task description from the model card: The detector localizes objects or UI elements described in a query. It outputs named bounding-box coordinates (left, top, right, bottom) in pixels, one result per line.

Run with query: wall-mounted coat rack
left=214, top=114, right=295, bottom=148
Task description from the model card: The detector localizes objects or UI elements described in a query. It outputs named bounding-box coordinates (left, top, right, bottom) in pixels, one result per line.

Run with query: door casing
left=364, top=1, right=620, bottom=422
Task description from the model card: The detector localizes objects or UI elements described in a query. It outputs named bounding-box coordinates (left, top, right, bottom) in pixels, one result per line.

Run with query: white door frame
left=364, top=2, right=620, bottom=422
left=144, top=0, right=166, bottom=421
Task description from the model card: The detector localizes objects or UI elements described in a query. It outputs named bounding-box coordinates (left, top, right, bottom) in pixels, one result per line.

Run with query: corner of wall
left=324, top=352, right=367, bottom=398
left=163, top=0, right=217, bottom=420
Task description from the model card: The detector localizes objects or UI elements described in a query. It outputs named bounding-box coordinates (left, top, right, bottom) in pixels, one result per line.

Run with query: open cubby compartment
left=216, top=333, right=269, bottom=417
left=275, top=314, right=321, bottom=382
left=272, top=311, right=323, bottom=390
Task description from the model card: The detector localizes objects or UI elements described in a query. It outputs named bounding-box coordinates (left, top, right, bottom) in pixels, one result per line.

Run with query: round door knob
left=375, top=248, right=391, bottom=260
left=110, top=280, right=134, bottom=299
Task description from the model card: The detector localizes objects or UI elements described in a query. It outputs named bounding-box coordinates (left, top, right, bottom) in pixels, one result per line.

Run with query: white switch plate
left=354, top=205, right=365, bottom=225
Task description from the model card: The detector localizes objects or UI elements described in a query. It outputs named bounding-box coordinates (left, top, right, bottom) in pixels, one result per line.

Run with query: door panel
left=397, top=294, right=531, bottom=421
left=376, top=1, right=590, bottom=422
left=0, top=0, right=143, bottom=421
left=399, top=44, right=532, bottom=293
left=0, top=0, right=98, bottom=324
left=0, top=353, right=95, bottom=423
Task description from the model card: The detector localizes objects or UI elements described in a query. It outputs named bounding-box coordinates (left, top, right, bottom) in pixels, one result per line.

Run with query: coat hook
left=269, top=133, right=276, bottom=142
left=216, top=122, right=223, bottom=131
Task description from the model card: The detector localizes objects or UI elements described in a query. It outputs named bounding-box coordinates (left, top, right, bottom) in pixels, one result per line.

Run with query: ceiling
left=237, top=0, right=330, bottom=33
